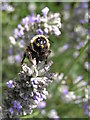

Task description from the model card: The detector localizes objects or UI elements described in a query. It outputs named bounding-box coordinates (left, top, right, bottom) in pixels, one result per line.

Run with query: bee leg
left=48, top=50, right=51, bottom=54
left=21, top=51, right=26, bottom=65
left=45, top=57, right=47, bottom=64
left=28, top=52, right=33, bottom=65
left=36, top=58, right=39, bottom=65
left=44, top=50, right=51, bottom=64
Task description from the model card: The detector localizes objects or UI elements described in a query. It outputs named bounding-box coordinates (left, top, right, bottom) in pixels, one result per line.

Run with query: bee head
left=36, top=37, right=48, bottom=49
left=31, top=35, right=50, bottom=51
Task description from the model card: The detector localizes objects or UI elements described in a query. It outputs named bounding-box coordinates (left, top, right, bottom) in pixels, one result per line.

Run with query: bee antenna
left=49, top=39, right=54, bottom=44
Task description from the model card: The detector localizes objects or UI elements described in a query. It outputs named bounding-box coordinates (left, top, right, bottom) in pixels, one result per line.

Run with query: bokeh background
left=1, top=2, right=89, bottom=118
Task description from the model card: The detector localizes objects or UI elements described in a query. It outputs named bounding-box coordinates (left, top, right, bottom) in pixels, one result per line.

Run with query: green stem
left=65, top=41, right=88, bottom=75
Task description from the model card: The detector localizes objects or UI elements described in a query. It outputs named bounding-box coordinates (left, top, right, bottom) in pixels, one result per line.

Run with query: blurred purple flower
left=63, top=44, right=69, bottom=50
left=41, top=7, right=49, bottom=16
left=13, top=28, right=19, bottom=36
left=1, top=3, right=8, bottom=10
left=80, top=3, right=88, bottom=9
left=48, top=109, right=59, bottom=119
left=13, top=100, right=22, bottom=111
left=83, top=103, right=88, bottom=109
left=15, top=54, right=21, bottom=62
left=20, top=39, right=25, bottom=45
left=18, top=24, right=21, bottom=29
left=80, top=19, right=85, bottom=24
left=63, top=88, right=68, bottom=95
left=37, top=101, right=46, bottom=109
left=37, top=28, right=43, bottom=35
left=61, top=85, right=68, bottom=95
left=64, top=4, right=70, bottom=10
left=22, top=17, right=29, bottom=25
left=20, top=51, right=24, bottom=56
left=8, top=47, right=12, bottom=55
left=85, top=109, right=88, bottom=115
left=77, top=76, right=82, bottom=81
left=74, top=8, right=79, bottom=14
left=29, top=14, right=35, bottom=24
left=9, top=108, right=13, bottom=115
left=82, top=81, right=87, bottom=86
left=18, top=30, right=24, bottom=37
left=6, top=80, right=14, bottom=88
left=41, top=109, right=46, bottom=115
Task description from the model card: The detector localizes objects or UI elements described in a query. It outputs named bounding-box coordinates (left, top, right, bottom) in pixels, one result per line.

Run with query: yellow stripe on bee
left=37, top=43, right=40, bottom=46
left=41, top=45, right=44, bottom=48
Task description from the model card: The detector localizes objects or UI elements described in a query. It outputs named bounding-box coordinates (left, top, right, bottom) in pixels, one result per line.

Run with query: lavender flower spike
left=2, top=60, right=56, bottom=118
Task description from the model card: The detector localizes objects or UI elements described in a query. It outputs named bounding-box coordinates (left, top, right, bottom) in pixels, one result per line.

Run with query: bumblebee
left=21, top=35, right=51, bottom=65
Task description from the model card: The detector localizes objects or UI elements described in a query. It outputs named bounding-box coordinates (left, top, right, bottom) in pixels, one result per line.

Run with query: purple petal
left=37, top=101, right=46, bottom=109
left=22, top=17, right=29, bottom=25
left=85, top=109, right=88, bottom=115
left=41, top=7, right=49, bottom=16
left=1, top=3, right=8, bottom=11
left=37, top=28, right=43, bottom=35
left=8, top=47, right=12, bottom=55
left=15, top=54, right=21, bottom=62
left=18, top=30, right=24, bottom=37
left=29, top=14, right=35, bottom=24
left=53, top=27, right=61, bottom=36
left=13, top=28, right=19, bottom=36
left=9, top=108, right=13, bottom=115
left=20, top=40, right=25, bottom=45
left=80, top=3, right=88, bottom=9
left=33, top=94, right=38, bottom=101
left=7, top=80, right=14, bottom=88
left=35, top=14, right=40, bottom=23
left=64, top=4, right=70, bottom=10
left=13, top=100, right=22, bottom=111
left=33, top=80, right=37, bottom=85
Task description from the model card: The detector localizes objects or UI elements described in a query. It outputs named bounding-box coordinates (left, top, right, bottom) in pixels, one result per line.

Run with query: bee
left=21, top=35, right=51, bottom=65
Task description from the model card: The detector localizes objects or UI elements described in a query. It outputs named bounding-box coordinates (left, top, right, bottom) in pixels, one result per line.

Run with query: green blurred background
left=2, top=2, right=88, bottom=118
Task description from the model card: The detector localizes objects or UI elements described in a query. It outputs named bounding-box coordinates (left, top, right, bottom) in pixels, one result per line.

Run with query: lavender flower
left=2, top=3, right=89, bottom=119
left=8, top=7, right=61, bottom=65
left=2, top=61, right=56, bottom=118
